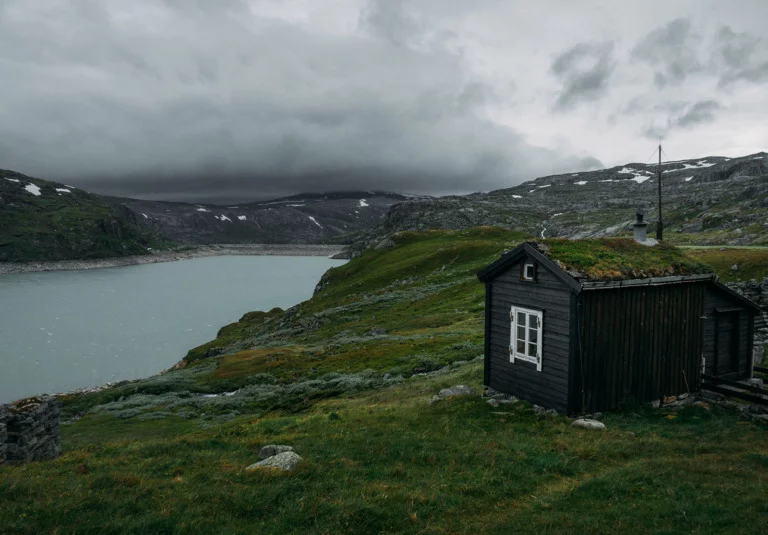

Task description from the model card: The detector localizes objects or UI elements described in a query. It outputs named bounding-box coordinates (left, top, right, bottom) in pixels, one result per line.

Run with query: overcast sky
left=1, top=0, right=767, bottom=203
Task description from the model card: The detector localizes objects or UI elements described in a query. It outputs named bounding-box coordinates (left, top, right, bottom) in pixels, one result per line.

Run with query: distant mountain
left=353, top=152, right=768, bottom=250
left=107, top=191, right=425, bottom=246
left=0, top=170, right=166, bottom=262
left=0, top=168, right=425, bottom=262
left=4, top=151, right=766, bottom=262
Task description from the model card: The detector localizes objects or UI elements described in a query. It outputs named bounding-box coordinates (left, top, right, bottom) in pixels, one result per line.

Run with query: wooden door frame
left=713, top=308, right=743, bottom=377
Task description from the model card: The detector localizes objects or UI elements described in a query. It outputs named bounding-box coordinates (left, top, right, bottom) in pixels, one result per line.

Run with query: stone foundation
left=727, top=276, right=768, bottom=350
left=0, top=396, right=61, bottom=464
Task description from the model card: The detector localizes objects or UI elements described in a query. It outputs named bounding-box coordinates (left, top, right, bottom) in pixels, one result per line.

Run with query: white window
left=522, top=262, right=536, bottom=281
left=509, top=306, right=543, bottom=371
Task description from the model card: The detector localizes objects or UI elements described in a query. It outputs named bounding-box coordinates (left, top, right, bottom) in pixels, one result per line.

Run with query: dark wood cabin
left=477, top=240, right=759, bottom=415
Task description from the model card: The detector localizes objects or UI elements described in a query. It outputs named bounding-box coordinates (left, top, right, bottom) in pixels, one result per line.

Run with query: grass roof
left=533, top=238, right=713, bottom=281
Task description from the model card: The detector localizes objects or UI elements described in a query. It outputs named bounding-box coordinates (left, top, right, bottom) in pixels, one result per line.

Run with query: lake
left=0, top=255, right=344, bottom=403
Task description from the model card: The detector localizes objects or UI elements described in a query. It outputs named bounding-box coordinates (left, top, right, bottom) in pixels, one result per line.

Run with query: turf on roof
left=532, top=238, right=713, bottom=281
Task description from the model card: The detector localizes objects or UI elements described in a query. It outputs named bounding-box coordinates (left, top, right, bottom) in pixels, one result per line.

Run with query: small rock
left=678, top=393, right=689, bottom=400
left=651, top=400, right=660, bottom=408
left=498, top=398, right=519, bottom=405
left=428, top=395, right=441, bottom=405
left=437, top=385, right=476, bottom=398
left=486, top=399, right=500, bottom=408
left=571, top=419, right=606, bottom=431
left=545, top=409, right=558, bottom=417
left=259, top=445, right=294, bottom=460
left=731, top=264, right=739, bottom=272
left=247, top=451, right=303, bottom=472
left=663, top=395, right=677, bottom=404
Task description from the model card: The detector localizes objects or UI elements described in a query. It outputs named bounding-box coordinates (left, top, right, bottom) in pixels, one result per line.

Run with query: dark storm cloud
left=550, top=41, right=615, bottom=111
left=712, top=26, right=768, bottom=88
left=673, top=100, right=723, bottom=128
left=0, top=0, right=600, bottom=203
left=639, top=100, right=724, bottom=140
left=632, top=18, right=702, bottom=88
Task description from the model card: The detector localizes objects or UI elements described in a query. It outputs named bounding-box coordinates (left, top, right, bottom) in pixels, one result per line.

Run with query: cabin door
left=715, top=312, right=739, bottom=376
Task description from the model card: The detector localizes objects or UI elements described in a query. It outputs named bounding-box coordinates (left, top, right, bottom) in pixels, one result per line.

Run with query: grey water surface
left=0, top=255, right=344, bottom=403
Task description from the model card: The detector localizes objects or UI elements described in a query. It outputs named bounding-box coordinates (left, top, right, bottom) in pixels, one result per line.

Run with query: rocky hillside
left=0, top=170, right=166, bottom=262
left=0, top=168, right=423, bottom=261
left=109, top=191, right=423, bottom=245
left=354, top=152, right=768, bottom=250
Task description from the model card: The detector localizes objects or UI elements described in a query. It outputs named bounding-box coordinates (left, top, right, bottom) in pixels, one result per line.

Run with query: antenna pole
left=656, top=143, right=663, bottom=241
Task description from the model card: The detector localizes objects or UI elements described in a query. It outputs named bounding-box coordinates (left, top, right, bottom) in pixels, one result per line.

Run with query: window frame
left=508, top=305, right=543, bottom=371
left=521, top=262, right=537, bottom=282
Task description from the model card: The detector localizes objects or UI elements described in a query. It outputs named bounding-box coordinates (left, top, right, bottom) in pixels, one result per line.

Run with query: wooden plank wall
left=488, top=254, right=572, bottom=413
left=703, top=289, right=752, bottom=378
left=575, top=283, right=706, bottom=413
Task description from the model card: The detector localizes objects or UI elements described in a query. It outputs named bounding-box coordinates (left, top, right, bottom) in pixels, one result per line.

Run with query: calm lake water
left=0, top=256, right=344, bottom=403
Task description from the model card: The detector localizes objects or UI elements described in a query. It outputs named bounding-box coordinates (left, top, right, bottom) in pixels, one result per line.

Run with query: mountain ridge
left=351, top=151, right=768, bottom=252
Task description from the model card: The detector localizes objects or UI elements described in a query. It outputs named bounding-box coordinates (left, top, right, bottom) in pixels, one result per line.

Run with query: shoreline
left=0, top=244, right=348, bottom=275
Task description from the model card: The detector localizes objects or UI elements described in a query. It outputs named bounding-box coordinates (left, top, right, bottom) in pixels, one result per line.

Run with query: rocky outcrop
left=0, top=396, right=61, bottom=464
left=727, top=276, right=768, bottom=349
left=571, top=419, right=606, bottom=430
left=258, top=444, right=295, bottom=460
left=247, top=451, right=303, bottom=472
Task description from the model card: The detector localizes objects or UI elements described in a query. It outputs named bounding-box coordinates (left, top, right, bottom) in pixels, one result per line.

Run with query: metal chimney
left=633, top=208, right=658, bottom=246
left=633, top=209, right=648, bottom=243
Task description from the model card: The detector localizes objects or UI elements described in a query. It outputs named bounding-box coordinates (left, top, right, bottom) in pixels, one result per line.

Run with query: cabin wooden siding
left=485, top=253, right=572, bottom=413
left=573, top=282, right=706, bottom=413
left=703, top=288, right=753, bottom=379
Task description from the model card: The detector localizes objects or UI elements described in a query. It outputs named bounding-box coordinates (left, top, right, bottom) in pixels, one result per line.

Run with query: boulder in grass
left=247, top=451, right=303, bottom=472
left=438, top=385, right=475, bottom=398
left=259, top=445, right=294, bottom=460
left=571, top=419, right=606, bottom=431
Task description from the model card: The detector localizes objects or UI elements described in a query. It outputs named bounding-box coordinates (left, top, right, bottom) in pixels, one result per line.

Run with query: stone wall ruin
left=0, top=396, right=61, bottom=464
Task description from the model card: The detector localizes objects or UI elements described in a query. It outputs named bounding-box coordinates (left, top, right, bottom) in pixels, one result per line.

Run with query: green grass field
left=1, top=228, right=766, bottom=534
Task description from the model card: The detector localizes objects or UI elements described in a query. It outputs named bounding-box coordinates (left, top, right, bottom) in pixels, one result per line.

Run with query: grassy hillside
left=0, top=170, right=168, bottom=262
left=684, top=247, right=768, bottom=283
left=1, top=229, right=766, bottom=534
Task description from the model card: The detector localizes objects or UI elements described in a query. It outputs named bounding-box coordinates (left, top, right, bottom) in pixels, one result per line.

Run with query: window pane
left=517, top=340, right=525, bottom=354
left=529, top=327, right=538, bottom=344
left=525, top=265, right=535, bottom=279
left=529, top=313, right=538, bottom=327
left=517, top=312, right=526, bottom=327
left=528, top=342, right=537, bottom=357
left=517, top=326, right=526, bottom=340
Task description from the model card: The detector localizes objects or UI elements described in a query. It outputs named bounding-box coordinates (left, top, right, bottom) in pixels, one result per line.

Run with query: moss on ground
left=537, top=238, right=712, bottom=281
left=683, top=247, right=768, bottom=282
left=1, top=227, right=766, bottom=534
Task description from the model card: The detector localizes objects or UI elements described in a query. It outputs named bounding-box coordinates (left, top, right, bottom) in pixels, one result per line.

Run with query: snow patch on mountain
left=308, top=216, right=322, bottom=228
left=24, top=184, right=42, bottom=196
left=359, top=199, right=369, bottom=207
